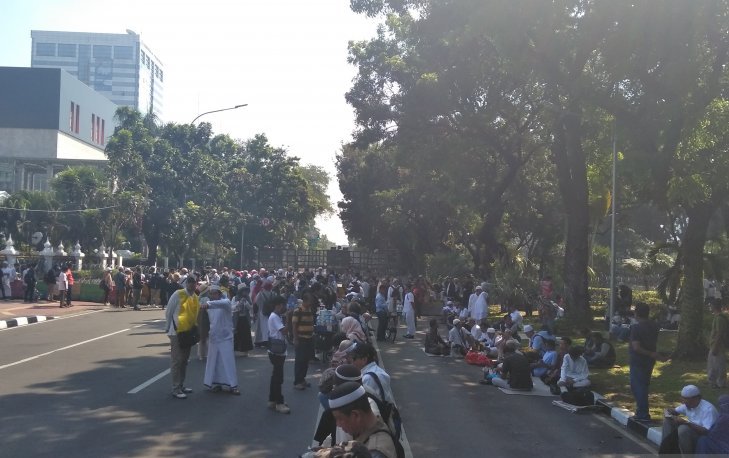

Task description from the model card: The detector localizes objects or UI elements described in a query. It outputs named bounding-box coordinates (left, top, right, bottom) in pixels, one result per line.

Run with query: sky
left=0, top=0, right=380, bottom=245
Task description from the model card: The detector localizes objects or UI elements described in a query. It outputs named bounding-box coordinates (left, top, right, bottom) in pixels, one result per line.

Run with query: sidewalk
left=0, top=298, right=106, bottom=329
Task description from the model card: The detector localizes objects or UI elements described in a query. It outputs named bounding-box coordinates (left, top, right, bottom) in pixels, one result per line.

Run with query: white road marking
left=0, top=321, right=151, bottom=370
left=128, top=368, right=171, bottom=394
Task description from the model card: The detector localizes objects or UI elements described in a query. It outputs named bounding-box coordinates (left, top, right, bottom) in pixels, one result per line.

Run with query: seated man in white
left=662, top=384, right=718, bottom=455
left=448, top=319, right=473, bottom=357
left=558, top=345, right=591, bottom=391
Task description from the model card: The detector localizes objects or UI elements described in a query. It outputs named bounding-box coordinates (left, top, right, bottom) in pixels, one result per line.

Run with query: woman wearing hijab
left=340, top=316, right=367, bottom=343
left=233, top=286, right=254, bottom=355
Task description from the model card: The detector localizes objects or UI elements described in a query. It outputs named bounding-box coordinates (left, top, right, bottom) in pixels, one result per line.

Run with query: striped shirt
left=292, top=307, right=315, bottom=340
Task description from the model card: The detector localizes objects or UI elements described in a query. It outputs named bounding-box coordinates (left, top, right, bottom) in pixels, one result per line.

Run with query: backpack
left=372, top=428, right=405, bottom=458
left=365, top=372, right=402, bottom=441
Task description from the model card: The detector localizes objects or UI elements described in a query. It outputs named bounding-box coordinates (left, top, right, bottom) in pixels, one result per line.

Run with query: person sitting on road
left=489, top=340, right=533, bottom=391
left=531, top=338, right=558, bottom=378
left=528, top=325, right=556, bottom=356
left=448, top=319, right=474, bottom=357
left=424, top=318, right=450, bottom=355
left=481, top=327, right=499, bottom=358
left=542, top=337, right=571, bottom=388
left=558, top=345, right=591, bottom=391
left=661, top=384, right=718, bottom=455
left=585, top=333, right=616, bottom=368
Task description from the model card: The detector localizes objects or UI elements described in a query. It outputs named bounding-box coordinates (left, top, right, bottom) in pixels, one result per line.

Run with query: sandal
left=230, top=388, right=241, bottom=396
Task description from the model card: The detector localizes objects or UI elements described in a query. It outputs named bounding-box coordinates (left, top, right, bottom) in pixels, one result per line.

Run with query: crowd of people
left=162, top=266, right=405, bottom=458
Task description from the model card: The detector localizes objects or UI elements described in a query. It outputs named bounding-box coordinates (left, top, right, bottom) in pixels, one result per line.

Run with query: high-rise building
left=31, top=29, right=164, bottom=120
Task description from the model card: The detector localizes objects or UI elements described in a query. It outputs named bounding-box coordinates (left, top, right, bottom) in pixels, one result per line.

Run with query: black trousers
left=268, top=353, right=285, bottom=404
left=24, top=281, right=35, bottom=302
left=377, top=310, right=389, bottom=340
left=294, top=338, right=314, bottom=385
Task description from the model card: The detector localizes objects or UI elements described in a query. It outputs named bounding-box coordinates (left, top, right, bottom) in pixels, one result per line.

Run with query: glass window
left=58, top=43, right=76, bottom=57
left=93, top=45, right=112, bottom=59
left=114, top=46, right=134, bottom=60
left=36, top=42, right=56, bottom=56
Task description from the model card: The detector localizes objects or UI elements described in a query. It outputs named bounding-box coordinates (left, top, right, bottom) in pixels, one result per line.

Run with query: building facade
left=31, top=29, right=164, bottom=120
left=0, top=67, right=117, bottom=193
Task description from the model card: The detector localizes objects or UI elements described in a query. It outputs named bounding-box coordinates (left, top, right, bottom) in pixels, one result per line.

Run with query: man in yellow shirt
left=165, top=276, right=200, bottom=399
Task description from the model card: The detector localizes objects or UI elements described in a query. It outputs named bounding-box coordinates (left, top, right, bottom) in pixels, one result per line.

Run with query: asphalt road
left=0, top=309, right=657, bottom=457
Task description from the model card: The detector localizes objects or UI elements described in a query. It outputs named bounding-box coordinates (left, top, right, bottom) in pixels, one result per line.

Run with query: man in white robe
left=201, top=285, right=240, bottom=394
left=468, top=285, right=482, bottom=317
left=473, top=288, right=489, bottom=321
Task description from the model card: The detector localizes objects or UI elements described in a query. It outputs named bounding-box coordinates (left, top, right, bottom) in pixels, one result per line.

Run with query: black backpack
left=365, top=372, right=403, bottom=441
left=372, top=428, right=405, bottom=458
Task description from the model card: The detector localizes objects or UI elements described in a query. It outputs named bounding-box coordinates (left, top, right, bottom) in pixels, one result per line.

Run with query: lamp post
left=190, top=103, right=248, bottom=124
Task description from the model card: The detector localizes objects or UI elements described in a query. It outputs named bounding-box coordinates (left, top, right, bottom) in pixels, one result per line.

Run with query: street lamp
left=190, top=103, right=248, bottom=124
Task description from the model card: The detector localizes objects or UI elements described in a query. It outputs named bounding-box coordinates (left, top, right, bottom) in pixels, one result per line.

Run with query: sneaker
left=268, top=401, right=276, bottom=410
left=275, top=403, right=291, bottom=414
left=181, top=387, right=193, bottom=394
left=294, top=383, right=306, bottom=390
left=172, top=390, right=187, bottom=399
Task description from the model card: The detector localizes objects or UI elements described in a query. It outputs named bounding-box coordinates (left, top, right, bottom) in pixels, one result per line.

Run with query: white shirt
left=403, top=291, right=415, bottom=313
left=471, top=324, right=483, bottom=341
left=361, top=361, right=395, bottom=404
left=361, top=281, right=370, bottom=298
left=268, top=312, right=285, bottom=341
left=449, top=326, right=469, bottom=347
left=675, top=399, right=719, bottom=430
left=206, top=298, right=233, bottom=343
left=57, top=272, right=68, bottom=291
left=560, top=354, right=590, bottom=383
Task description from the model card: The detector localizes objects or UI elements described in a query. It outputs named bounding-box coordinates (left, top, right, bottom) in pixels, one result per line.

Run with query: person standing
left=164, top=276, right=200, bottom=399
left=375, top=284, right=389, bottom=342
left=131, top=267, right=144, bottom=310
left=101, top=267, right=113, bottom=306
left=708, top=301, right=728, bottom=389
left=23, top=264, right=36, bottom=303
left=232, top=286, right=254, bottom=355
left=629, top=302, right=665, bottom=422
left=114, top=267, right=127, bottom=308
left=1, top=261, right=14, bottom=300
left=267, top=295, right=290, bottom=414
left=147, top=267, right=161, bottom=307
left=292, top=291, right=316, bottom=390
left=57, top=266, right=68, bottom=308
left=254, top=279, right=275, bottom=348
left=402, top=284, right=416, bottom=339
left=201, top=285, right=239, bottom=395
left=65, top=264, right=74, bottom=307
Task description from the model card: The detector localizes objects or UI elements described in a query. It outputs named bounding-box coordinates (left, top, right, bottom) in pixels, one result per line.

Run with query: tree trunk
left=675, top=204, right=713, bottom=359
left=551, top=111, right=591, bottom=326
left=144, top=225, right=160, bottom=266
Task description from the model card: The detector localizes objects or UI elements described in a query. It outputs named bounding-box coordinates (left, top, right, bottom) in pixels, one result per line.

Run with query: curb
left=595, top=398, right=662, bottom=446
left=0, top=315, right=55, bottom=330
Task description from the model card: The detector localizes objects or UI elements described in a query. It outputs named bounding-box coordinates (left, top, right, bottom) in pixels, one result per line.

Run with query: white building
left=0, top=67, right=117, bottom=193
left=31, top=29, right=164, bottom=121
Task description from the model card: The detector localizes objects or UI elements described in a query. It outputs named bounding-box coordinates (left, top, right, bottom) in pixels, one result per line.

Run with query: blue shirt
left=532, top=350, right=557, bottom=377
left=375, top=293, right=387, bottom=313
